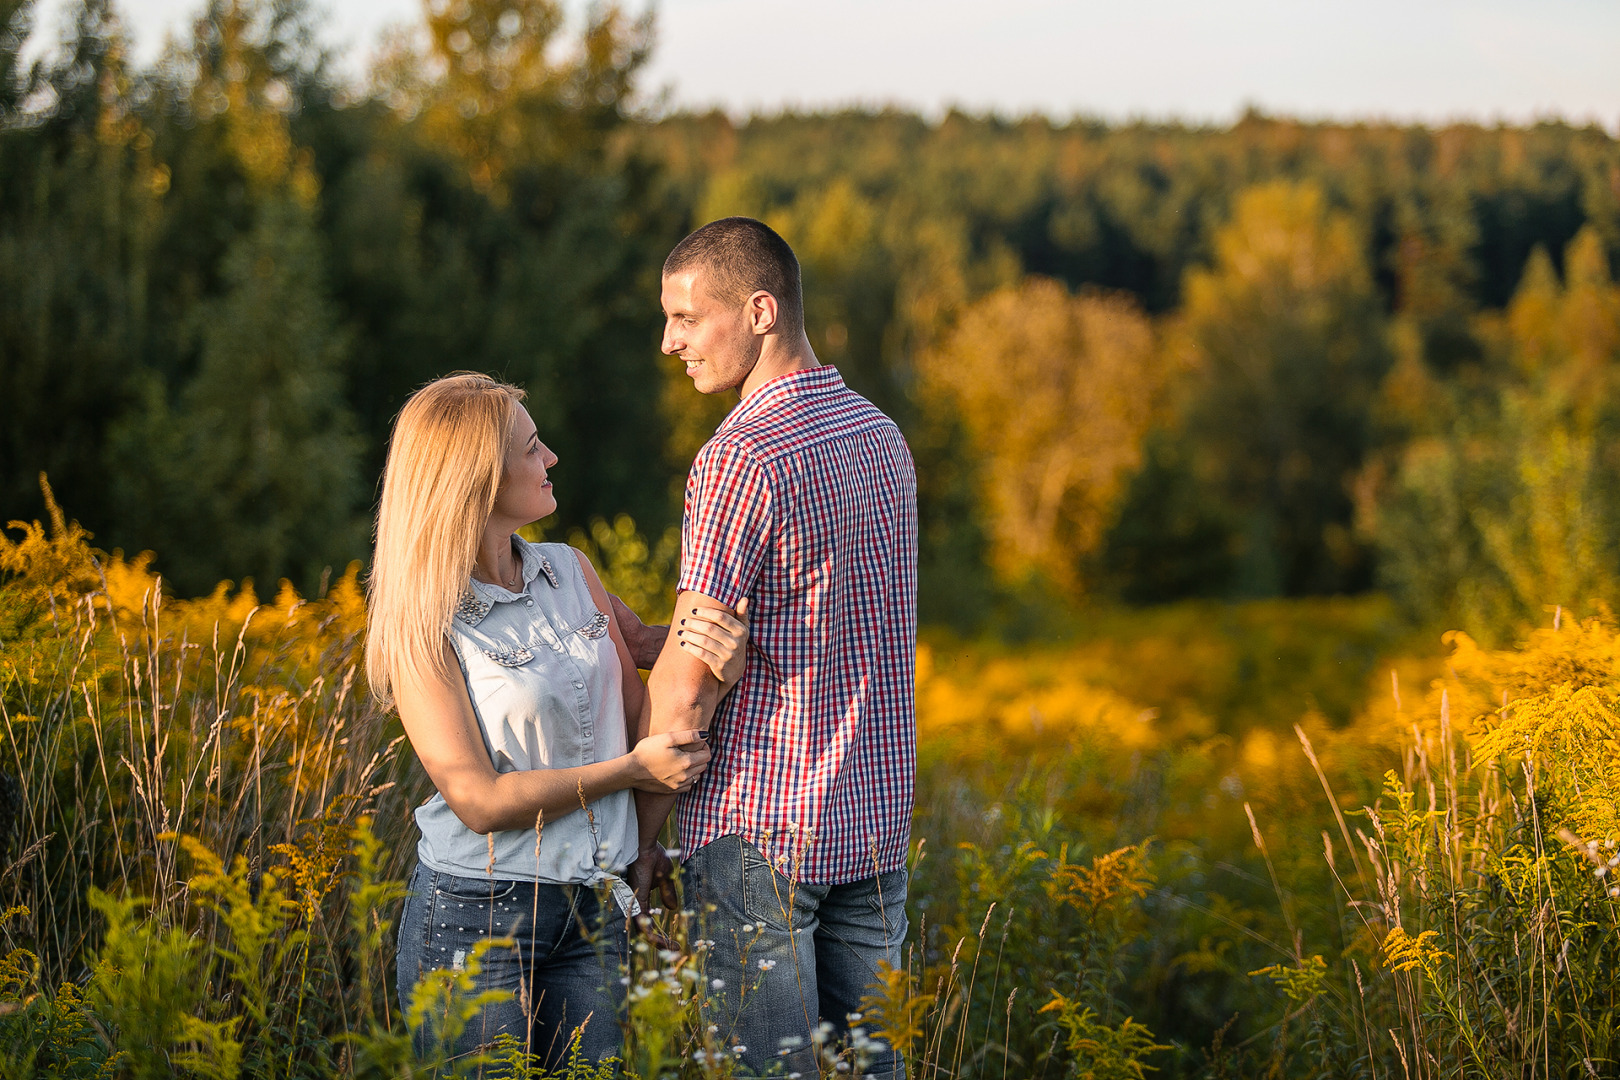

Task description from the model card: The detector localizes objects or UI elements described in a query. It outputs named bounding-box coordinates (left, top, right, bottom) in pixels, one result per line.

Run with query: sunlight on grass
left=3, top=496, right=1619, bottom=1076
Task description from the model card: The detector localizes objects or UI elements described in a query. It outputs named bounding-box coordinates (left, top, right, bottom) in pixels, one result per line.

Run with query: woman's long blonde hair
left=366, top=372, right=526, bottom=708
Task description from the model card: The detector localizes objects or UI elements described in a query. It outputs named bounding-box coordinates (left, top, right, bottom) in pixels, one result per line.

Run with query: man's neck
left=740, top=334, right=821, bottom=400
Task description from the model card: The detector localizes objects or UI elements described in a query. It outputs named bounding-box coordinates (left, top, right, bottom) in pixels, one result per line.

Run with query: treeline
left=647, top=113, right=1620, bottom=635
left=3, top=0, right=1618, bottom=637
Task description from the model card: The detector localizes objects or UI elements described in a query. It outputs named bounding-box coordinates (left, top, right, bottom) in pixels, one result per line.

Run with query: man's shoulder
left=706, top=384, right=903, bottom=461
left=691, top=427, right=770, bottom=474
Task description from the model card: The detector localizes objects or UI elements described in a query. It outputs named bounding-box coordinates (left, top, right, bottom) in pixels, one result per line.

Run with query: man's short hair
left=664, top=217, right=804, bottom=335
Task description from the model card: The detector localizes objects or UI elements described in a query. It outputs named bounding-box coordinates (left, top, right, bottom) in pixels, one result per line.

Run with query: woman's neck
left=473, top=527, right=521, bottom=588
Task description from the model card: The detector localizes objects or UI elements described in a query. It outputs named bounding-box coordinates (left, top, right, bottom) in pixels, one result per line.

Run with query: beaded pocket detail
left=578, top=611, right=610, bottom=639
left=481, top=644, right=536, bottom=667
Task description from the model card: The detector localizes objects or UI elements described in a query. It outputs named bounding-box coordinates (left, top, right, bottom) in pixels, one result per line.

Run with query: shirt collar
left=718, top=365, right=844, bottom=436
left=454, top=536, right=560, bottom=626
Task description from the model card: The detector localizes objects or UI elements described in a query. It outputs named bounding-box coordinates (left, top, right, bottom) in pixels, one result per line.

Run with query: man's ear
left=747, top=290, right=779, bottom=336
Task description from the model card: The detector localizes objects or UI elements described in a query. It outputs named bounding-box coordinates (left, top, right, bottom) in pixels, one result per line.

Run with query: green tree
left=105, top=0, right=362, bottom=594
left=0, top=0, right=161, bottom=537
left=1371, top=227, right=1620, bottom=637
left=111, top=196, right=364, bottom=595
left=1113, top=181, right=1391, bottom=598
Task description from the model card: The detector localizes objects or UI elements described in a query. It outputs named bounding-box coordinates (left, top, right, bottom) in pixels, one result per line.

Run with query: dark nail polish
left=680, top=618, right=686, bottom=625
left=677, top=630, right=684, bottom=636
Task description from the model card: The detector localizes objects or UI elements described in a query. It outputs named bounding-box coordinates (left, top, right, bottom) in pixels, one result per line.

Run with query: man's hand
left=627, top=842, right=678, bottom=930
left=609, top=594, right=668, bottom=670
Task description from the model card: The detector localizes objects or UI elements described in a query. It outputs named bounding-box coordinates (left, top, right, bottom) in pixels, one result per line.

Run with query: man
left=629, top=217, right=918, bottom=1078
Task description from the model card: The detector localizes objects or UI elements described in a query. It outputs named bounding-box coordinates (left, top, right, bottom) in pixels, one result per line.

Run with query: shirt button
left=573, top=680, right=584, bottom=689
left=525, top=599, right=534, bottom=607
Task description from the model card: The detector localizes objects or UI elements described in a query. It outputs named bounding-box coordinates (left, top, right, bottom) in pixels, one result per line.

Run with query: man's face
left=661, top=268, right=760, bottom=395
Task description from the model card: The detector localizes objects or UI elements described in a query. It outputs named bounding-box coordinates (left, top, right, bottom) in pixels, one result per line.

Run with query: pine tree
left=107, top=0, right=363, bottom=594
left=112, top=196, right=364, bottom=595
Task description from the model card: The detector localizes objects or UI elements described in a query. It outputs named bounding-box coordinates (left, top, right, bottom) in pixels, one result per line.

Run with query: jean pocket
left=432, top=872, right=521, bottom=902
left=865, top=869, right=909, bottom=937
left=741, top=846, right=820, bottom=933
left=864, top=868, right=907, bottom=911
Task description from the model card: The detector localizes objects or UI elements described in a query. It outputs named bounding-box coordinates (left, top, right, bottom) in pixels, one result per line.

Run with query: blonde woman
left=366, top=373, right=747, bottom=1066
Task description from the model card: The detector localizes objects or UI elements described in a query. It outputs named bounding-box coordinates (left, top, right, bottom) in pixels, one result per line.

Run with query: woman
left=365, top=373, right=747, bottom=1067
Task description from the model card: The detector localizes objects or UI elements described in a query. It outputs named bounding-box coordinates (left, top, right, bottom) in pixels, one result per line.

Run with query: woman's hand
left=628, top=730, right=711, bottom=793
left=677, top=597, right=751, bottom=693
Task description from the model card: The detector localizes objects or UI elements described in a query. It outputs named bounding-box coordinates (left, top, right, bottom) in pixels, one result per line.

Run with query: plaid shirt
left=675, top=366, right=917, bottom=885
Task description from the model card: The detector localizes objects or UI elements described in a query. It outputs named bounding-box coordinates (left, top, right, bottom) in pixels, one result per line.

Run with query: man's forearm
left=636, top=592, right=727, bottom=850
left=637, top=666, right=714, bottom=848
left=610, top=594, right=668, bottom=669
left=637, top=626, right=670, bottom=670
left=635, top=788, right=678, bottom=850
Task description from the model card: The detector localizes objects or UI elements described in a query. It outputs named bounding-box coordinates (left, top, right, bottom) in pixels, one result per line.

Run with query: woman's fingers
left=679, top=638, right=723, bottom=670
left=686, top=607, right=745, bottom=637
left=678, top=627, right=730, bottom=653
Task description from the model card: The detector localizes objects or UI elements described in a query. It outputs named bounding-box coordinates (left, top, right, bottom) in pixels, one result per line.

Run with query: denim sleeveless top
left=413, top=538, right=640, bottom=904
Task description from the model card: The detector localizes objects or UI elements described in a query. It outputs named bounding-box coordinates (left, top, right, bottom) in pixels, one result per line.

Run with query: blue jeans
left=396, top=864, right=627, bottom=1070
left=682, top=835, right=909, bottom=1078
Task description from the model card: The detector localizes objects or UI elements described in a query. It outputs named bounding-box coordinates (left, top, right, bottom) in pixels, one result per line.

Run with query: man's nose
left=661, top=321, right=681, bottom=355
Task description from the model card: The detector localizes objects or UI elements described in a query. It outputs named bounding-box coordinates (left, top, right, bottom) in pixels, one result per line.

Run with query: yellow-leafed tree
left=917, top=277, right=1165, bottom=597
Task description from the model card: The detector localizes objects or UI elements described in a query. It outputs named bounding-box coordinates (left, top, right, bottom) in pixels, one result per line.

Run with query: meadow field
left=4, top=497, right=1618, bottom=1078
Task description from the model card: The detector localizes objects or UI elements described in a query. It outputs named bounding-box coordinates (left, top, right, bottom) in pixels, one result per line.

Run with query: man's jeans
left=396, top=864, right=627, bottom=1070
left=683, top=835, right=909, bottom=1078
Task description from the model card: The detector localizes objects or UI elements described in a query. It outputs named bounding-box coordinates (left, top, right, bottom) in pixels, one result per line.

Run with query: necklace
left=474, top=551, right=521, bottom=590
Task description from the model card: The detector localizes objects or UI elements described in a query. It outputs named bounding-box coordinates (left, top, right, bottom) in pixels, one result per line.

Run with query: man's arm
left=608, top=593, right=668, bottom=670
left=629, top=588, right=730, bottom=907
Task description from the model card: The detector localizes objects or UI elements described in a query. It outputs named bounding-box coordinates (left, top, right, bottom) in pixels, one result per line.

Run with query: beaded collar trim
left=453, top=540, right=562, bottom=626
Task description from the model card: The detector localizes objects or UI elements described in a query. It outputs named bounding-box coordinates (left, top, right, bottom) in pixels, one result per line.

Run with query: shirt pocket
left=479, top=642, right=540, bottom=667
left=571, top=609, right=611, bottom=640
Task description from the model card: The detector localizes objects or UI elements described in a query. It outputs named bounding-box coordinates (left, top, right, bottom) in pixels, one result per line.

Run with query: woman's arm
left=394, top=638, right=709, bottom=835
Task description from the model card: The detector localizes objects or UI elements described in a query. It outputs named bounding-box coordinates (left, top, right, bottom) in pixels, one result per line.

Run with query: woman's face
left=493, top=406, right=558, bottom=526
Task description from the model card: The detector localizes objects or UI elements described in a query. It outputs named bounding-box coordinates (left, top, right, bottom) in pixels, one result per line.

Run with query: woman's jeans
left=682, top=835, right=910, bottom=1078
left=396, top=864, right=627, bottom=1069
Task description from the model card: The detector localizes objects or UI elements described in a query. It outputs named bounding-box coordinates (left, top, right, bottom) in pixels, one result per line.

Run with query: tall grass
left=3, top=492, right=1618, bottom=1077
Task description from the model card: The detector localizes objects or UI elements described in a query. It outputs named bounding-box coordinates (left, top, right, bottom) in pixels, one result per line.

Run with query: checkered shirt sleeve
left=676, top=441, right=773, bottom=606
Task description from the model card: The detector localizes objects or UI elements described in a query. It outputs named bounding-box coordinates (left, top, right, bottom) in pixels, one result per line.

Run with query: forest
left=4, top=0, right=1618, bottom=632
left=3, top=0, right=1620, bottom=1075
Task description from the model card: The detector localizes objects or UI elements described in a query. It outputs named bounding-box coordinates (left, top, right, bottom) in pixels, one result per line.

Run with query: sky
left=23, top=0, right=1620, bottom=128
